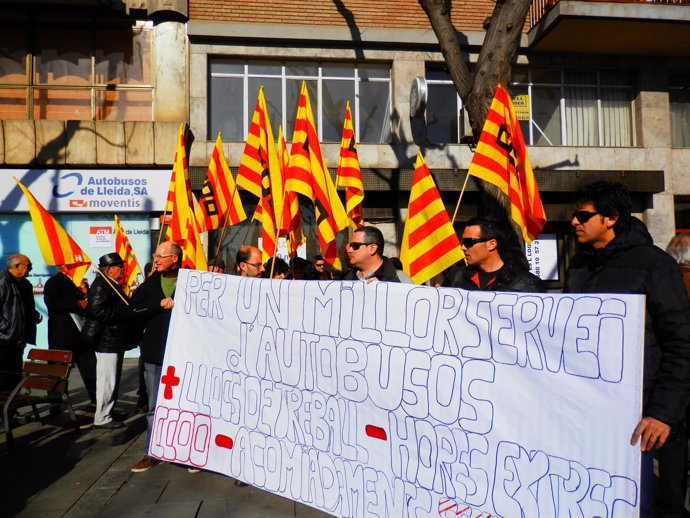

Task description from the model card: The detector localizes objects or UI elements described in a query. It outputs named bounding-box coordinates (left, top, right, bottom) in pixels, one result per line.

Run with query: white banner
left=153, top=271, right=644, bottom=518
left=0, top=169, right=171, bottom=212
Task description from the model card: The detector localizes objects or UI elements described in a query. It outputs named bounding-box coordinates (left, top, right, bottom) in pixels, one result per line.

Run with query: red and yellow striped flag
left=237, top=87, right=283, bottom=262
left=400, top=153, right=464, bottom=285
left=467, top=82, right=546, bottom=243
left=113, top=215, right=142, bottom=295
left=14, top=178, right=91, bottom=286
left=195, top=133, right=246, bottom=232
left=286, top=81, right=348, bottom=269
left=164, top=123, right=207, bottom=270
left=278, top=126, right=303, bottom=257
left=336, top=100, right=364, bottom=230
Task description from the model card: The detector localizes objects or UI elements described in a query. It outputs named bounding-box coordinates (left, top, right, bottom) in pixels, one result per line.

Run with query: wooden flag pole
left=95, top=269, right=130, bottom=306
left=451, top=172, right=471, bottom=225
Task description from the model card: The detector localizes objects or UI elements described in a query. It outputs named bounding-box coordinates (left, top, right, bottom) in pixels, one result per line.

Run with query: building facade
left=1, top=0, right=690, bottom=304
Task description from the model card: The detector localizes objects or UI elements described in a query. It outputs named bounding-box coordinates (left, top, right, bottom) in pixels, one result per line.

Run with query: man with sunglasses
left=565, top=181, right=690, bottom=518
left=0, top=254, right=41, bottom=396
left=343, top=226, right=400, bottom=283
left=448, top=217, right=544, bottom=292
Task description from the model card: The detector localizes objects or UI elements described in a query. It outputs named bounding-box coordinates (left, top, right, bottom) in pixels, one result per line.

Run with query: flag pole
left=95, top=269, right=130, bottom=306
left=212, top=181, right=242, bottom=266
left=451, top=171, right=471, bottom=225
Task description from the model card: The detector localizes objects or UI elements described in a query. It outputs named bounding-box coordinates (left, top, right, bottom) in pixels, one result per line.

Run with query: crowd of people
left=1, top=181, right=690, bottom=516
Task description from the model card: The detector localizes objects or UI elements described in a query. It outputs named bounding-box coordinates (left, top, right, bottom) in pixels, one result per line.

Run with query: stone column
left=152, top=18, right=188, bottom=122
left=391, top=58, right=425, bottom=145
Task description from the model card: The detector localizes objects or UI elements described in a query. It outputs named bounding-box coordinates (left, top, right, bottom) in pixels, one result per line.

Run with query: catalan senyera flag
left=286, top=81, right=348, bottom=269
left=236, top=87, right=283, bottom=262
left=195, top=133, right=246, bottom=232
left=399, top=153, right=464, bottom=285
left=113, top=214, right=142, bottom=295
left=278, top=126, right=303, bottom=257
left=164, top=123, right=207, bottom=270
left=14, top=178, right=91, bottom=286
left=467, top=82, right=546, bottom=243
left=336, top=100, right=364, bottom=230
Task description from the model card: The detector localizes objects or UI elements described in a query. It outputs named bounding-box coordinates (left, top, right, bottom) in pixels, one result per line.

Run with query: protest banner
left=151, top=270, right=644, bottom=517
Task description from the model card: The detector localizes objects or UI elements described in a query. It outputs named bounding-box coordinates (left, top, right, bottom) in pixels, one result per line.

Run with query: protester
left=313, top=255, right=328, bottom=280
left=666, top=233, right=690, bottom=300
left=82, top=253, right=131, bottom=430
left=290, top=257, right=317, bottom=280
left=235, top=246, right=265, bottom=278
left=208, top=257, right=226, bottom=274
left=565, top=182, right=690, bottom=518
left=343, top=226, right=399, bottom=283
left=0, top=254, right=41, bottom=401
left=262, top=257, right=290, bottom=279
left=130, top=242, right=182, bottom=473
left=44, top=266, right=97, bottom=409
left=446, top=217, right=545, bottom=292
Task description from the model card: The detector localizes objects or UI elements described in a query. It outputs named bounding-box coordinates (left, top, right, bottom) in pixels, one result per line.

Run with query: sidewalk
left=0, top=358, right=329, bottom=518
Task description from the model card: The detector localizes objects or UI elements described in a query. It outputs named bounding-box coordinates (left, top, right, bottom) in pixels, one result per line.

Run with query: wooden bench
left=0, top=348, right=78, bottom=451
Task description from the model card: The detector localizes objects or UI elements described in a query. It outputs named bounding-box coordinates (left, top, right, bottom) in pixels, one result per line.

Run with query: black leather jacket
left=84, top=273, right=131, bottom=354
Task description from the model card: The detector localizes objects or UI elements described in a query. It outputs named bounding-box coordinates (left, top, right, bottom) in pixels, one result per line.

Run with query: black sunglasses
left=348, top=242, right=374, bottom=250
left=461, top=237, right=491, bottom=248
left=572, top=210, right=599, bottom=224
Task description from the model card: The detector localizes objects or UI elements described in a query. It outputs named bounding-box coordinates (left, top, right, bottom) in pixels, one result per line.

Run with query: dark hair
left=262, top=257, right=290, bottom=278
left=235, top=245, right=255, bottom=266
left=574, top=182, right=632, bottom=234
left=466, top=217, right=506, bottom=250
left=353, top=226, right=385, bottom=256
left=290, top=257, right=317, bottom=280
left=313, top=255, right=324, bottom=262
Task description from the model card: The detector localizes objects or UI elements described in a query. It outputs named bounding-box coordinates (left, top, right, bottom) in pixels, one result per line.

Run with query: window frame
left=208, top=59, right=392, bottom=143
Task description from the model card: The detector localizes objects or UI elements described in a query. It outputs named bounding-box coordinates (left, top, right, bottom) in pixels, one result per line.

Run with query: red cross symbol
left=160, top=365, right=180, bottom=400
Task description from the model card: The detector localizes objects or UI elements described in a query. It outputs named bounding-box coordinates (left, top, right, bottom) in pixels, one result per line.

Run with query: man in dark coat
left=0, top=254, right=41, bottom=392
left=447, top=217, right=545, bottom=293
left=343, top=226, right=400, bottom=283
left=84, top=253, right=131, bottom=430
left=44, top=266, right=96, bottom=405
left=565, top=182, right=690, bottom=518
left=130, top=241, right=182, bottom=473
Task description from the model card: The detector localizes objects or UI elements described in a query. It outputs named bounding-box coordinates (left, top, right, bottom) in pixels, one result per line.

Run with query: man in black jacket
left=84, top=253, right=131, bottom=430
left=565, top=182, right=690, bottom=518
left=343, top=226, right=400, bottom=283
left=0, top=254, right=41, bottom=392
left=447, top=217, right=545, bottom=292
left=44, top=266, right=96, bottom=406
left=130, top=241, right=181, bottom=473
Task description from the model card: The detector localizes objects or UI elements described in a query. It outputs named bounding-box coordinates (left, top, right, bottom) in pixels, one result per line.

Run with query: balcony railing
left=530, top=0, right=690, bottom=27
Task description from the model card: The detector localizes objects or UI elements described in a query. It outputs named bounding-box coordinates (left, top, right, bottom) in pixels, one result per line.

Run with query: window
left=511, top=68, right=635, bottom=147
left=209, top=60, right=392, bottom=143
left=424, top=66, right=635, bottom=147
left=0, top=9, right=153, bottom=121
left=425, top=70, right=464, bottom=144
left=670, top=72, right=690, bottom=148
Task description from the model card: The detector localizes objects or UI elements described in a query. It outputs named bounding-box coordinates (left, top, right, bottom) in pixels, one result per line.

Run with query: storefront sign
left=0, top=169, right=171, bottom=213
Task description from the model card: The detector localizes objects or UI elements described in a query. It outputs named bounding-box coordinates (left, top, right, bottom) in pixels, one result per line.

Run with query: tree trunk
left=418, top=0, right=531, bottom=138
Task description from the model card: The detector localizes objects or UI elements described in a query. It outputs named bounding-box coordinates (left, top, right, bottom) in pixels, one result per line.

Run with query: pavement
left=0, top=358, right=329, bottom=518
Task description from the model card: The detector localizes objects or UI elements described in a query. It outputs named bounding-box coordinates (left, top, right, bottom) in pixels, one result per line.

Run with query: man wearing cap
left=130, top=241, right=182, bottom=473
left=82, top=253, right=131, bottom=430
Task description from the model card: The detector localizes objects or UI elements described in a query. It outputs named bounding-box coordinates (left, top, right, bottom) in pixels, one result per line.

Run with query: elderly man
left=130, top=241, right=182, bottom=473
left=81, top=253, right=131, bottom=430
left=0, top=254, right=41, bottom=393
left=343, top=226, right=400, bottom=282
left=234, top=245, right=265, bottom=277
left=565, top=182, right=690, bottom=518
left=448, top=217, right=544, bottom=292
